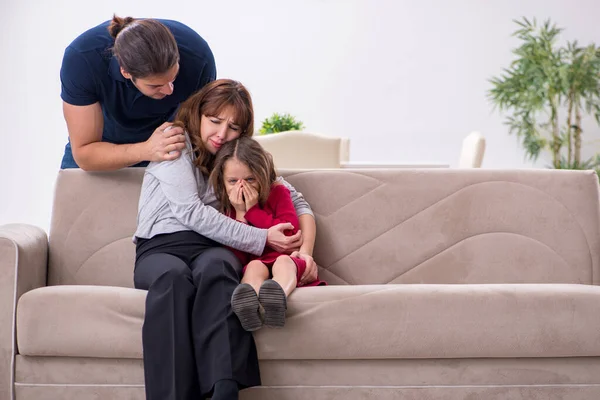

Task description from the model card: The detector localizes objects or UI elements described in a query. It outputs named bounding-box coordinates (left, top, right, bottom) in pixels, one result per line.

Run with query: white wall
left=1, top=0, right=600, bottom=231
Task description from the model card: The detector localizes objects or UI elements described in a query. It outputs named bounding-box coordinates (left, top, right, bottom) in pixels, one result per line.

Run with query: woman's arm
left=297, top=214, right=316, bottom=256
left=277, top=177, right=316, bottom=252
left=278, top=177, right=314, bottom=218
left=294, top=214, right=318, bottom=285
left=274, top=178, right=318, bottom=283
left=144, top=146, right=268, bottom=256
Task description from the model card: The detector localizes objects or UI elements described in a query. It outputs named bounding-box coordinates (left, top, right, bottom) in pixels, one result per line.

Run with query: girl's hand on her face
left=228, top=181, right=246, bottom=213
left=242, top=183, right=259, bottom=210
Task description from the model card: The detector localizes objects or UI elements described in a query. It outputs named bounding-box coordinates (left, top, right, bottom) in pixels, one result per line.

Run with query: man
left=60, top=15, right=216, bottom=170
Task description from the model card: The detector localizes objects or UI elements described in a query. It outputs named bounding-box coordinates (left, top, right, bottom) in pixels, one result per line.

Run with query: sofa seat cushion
left=17, top=286, right=145, bottom=358
left=16, top=284, right=600, bottom=359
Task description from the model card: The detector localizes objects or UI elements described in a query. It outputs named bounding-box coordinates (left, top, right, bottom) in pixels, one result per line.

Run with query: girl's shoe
left=258, top=279, right=287, bottom=328
left=231, top=283, right=263, bottom=331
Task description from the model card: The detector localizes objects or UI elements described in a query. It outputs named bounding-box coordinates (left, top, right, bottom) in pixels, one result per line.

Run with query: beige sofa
left=2, top=168, right=600, bottom=400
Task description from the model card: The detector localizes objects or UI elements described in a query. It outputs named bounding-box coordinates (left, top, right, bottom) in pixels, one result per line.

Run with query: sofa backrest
left=48, top=168, right=600, bottom=287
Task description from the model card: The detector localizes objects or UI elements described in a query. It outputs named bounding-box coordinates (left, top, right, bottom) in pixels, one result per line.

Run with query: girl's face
left=200, top=105, right=242, bottom=155
left=223, top=157, right=260, bottom=195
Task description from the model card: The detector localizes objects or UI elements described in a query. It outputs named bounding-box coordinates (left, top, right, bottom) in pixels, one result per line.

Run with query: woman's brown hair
left=174, top=79, right=255, bottom=175
left=108, top=15, right=179, bottom=79
left=209, top=137, right=277, bottom=214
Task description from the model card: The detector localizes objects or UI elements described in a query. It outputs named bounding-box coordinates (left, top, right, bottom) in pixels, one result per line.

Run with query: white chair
left=254, top=131, right=350, bottom=169
left=458, top=131, right=486, bottom=168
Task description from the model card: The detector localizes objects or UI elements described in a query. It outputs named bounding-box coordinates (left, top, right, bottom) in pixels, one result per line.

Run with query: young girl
left=210, top=137, right=326, bottom=332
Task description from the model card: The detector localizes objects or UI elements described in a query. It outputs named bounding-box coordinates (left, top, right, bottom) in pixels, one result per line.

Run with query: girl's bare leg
left=242, top=260, right=269, bottom=294
left=271, top=255, right=298, bottom=297
left=259, top=256, right=298, bottom=328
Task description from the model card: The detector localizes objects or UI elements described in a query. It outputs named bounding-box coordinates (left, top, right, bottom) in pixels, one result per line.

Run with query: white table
left=340, top=162, right=449, bottom=169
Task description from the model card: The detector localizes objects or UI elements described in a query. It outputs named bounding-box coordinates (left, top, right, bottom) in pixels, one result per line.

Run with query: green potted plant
left=488, top=18, right=600, bottom=170
left=258, top=112, right=304, bottom=135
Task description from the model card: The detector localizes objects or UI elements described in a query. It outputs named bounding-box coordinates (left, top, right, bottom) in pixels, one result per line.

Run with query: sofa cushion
left=17, top=286, right=145, bottom=358
left=16, top=283, right=600, bottom=359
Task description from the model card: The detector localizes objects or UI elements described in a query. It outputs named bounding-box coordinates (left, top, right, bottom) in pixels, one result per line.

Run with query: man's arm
left=63, top=102, right=185, bottom=171
left=64, top=101, right=144, bottom=171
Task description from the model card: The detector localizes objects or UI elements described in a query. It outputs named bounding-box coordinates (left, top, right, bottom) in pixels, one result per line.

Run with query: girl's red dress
left=228, top=184, right=326, bottom=287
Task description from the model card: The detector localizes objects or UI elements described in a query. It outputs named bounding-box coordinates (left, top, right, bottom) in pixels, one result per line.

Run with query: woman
left=133, top=79, right=318, bottom=400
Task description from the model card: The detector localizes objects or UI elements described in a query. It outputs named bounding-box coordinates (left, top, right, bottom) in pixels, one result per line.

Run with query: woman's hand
left=228, top=181, right=246, bottom=215
left=267, top=223, right=303, bottom=253
left=242, top=183, right=259, bottom=210
left=291, top=251, right=318, bottom=285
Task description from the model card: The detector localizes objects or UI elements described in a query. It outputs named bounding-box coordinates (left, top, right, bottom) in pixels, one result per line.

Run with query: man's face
left=121, top=63, right=179, bottom=100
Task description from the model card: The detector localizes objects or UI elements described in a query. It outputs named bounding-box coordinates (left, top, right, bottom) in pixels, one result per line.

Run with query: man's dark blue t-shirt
left=60, top=19, right=216, bottom=168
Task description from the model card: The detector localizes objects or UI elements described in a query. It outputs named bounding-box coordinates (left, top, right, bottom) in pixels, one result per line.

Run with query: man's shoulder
left=160, top=19, right=212, bottom=61
left=67, top=21, right=113, bottom=55
left=159, top=19, right=202, bottom=43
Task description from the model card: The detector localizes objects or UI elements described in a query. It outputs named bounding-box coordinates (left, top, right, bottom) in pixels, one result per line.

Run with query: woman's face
left=200, top=105, right=242, bottom=155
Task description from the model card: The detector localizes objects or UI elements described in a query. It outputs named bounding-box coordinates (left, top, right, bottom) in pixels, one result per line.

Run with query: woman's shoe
left=231, top=283, right=262, bottom=331
left=258, top=279, right=287, bottom=328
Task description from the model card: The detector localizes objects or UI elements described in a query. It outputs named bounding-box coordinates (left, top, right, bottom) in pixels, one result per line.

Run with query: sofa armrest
left=0, top=224, right=48, bottom=400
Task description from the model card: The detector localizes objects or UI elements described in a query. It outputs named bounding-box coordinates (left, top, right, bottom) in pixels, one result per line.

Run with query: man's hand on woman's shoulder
left=145, top=122, right=186, bottom=162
